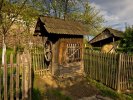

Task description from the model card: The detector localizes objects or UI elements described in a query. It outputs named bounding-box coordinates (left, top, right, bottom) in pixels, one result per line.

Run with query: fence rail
left=0, top=52, right=32, bottom=100
left=84, top=49, right=133, bottom=92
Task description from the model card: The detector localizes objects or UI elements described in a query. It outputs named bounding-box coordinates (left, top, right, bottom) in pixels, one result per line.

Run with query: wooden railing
left=0, top=52, right=32, bottom=100
left=84, top=49, right=133, bottom=92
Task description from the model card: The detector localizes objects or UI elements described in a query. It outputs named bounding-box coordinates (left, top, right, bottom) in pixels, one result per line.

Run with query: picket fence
left=0, top=52, right=32, bottom=100
left=84, top=49, right=133, bottom=92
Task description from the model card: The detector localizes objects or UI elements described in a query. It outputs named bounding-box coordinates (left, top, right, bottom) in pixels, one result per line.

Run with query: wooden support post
left=117, top=54, right=122, bottom=93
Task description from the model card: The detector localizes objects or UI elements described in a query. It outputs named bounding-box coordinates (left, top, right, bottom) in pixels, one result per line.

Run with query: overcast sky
left=89, top=0, right=133, bottom=31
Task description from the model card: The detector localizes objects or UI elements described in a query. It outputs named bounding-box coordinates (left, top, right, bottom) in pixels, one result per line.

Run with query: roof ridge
left=40, top=15, right=82, bottom=24
left=106, top=28, right=123, bottom=33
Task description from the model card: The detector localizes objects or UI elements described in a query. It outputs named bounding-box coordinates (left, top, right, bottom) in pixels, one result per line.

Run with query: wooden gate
left=30, top=45, right=51, bottom=76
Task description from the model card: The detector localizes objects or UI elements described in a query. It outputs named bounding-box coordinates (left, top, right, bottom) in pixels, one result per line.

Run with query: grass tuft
left=87, top=78, right=132, bottom=100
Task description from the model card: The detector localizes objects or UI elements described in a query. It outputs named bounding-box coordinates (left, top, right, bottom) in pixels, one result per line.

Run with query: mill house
left=33, top=16, right=88, bottom=76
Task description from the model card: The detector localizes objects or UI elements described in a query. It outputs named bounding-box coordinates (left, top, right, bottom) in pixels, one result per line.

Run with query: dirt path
left=33, top=74, right=112, bottom=100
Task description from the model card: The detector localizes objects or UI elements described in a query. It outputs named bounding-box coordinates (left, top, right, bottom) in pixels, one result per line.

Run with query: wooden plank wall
left=0, top=52, right=32, bottom=100
left=59, top=38, right=83, bottom=65
left=84, top=49, right=133, bottom=92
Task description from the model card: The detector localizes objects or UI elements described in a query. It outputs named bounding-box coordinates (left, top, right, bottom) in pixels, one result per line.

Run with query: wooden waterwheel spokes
left=44, top=40, right=52, bottom=62
left=45, top=51, right=52, bottom=62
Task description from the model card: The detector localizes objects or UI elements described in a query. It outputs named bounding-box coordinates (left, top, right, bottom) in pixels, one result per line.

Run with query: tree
left=31, top=0, right=81, bottom=19
left=0, top=0, right=39, bottom=65
left=31, top=0, right=104, bottom=35
left=120, top=26, right=133, bottom=53
left=69, top=2, right=104, bottom=35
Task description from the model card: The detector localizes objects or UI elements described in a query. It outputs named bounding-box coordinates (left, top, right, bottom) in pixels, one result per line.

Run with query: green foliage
left=32, top=88, right=42, bottom=100
left=31, top=0, right=81, bottom=18
left=16, top=45, right=24, bottom=53
left=120, top=26, right=133, bottom=53
left=0, top=0, right=39, bottom=64
left=30, top=0, right=104, bottom=35
left=70, top=2, right=104, bottom=35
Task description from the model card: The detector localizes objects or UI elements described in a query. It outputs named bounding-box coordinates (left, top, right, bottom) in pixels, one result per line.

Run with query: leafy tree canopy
left=30, top=0, right=104, bottom=35
left=120, top=26, right=133, bottom=53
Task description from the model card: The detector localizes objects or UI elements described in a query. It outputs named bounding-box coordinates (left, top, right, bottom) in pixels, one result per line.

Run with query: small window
left=66, top=43, right=81, bottom=62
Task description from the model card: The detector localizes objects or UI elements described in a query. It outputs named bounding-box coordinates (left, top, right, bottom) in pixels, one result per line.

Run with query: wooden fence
left=84, top=49, right=133, bottom=92
left=31, top=46, right=50, bottom=76
left=0, top=51, right=32, bottom=100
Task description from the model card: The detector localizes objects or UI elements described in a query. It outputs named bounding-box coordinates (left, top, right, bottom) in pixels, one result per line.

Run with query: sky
left=89, top=0, right=133, bottom=31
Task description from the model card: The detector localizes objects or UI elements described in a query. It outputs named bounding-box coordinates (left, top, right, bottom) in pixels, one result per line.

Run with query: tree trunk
left=64, top=0, right=69, bottom=20
left=2, top=35, right=6, bottom=65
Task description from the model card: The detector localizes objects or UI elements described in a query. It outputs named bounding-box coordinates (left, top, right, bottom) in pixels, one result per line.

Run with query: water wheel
left=44, top=40, right=52, bottom=67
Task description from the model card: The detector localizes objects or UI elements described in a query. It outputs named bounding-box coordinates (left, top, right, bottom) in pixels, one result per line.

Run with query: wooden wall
left=40, top=34, right=84, bottom=76
left=58, top=38, right=83, bottom=65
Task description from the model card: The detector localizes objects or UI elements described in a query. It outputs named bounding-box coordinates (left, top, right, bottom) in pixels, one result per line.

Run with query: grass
left=32, top=75, right=71, bottom=100
left=46, top=89, right=71, bottom=100
left=0, top=47, right=15, bottom=64
left=87, top=77, right=133, bottom=100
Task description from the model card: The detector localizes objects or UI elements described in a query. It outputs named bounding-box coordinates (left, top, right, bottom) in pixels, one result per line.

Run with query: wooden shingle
left=34, top=16, right=88, bottom=35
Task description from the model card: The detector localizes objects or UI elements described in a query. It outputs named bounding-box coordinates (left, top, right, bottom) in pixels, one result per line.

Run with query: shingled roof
left=89, top=28, right=123, bottom=44
left=34, top=16, right=88, bottom=35
left=107, top=28, right=123, bottom=38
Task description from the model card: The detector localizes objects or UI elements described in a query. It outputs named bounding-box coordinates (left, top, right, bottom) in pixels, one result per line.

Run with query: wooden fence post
left=16, top=54, right=20, bottom=100
left=28, top=52, right=32, bottom=100
left=21, top=53, right=25, bottom=100
left=4, top=54, right=7, bottom=100
left=10, top=53, right=14, bottom=100
left=117, top=53, right=122, bottom=92
left=0, top=64, right=2, bottom=100
left=21, top=50, right=32, bottom=100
